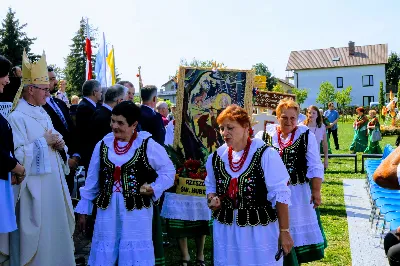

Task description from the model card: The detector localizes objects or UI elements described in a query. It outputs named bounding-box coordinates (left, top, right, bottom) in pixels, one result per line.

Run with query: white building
left=286, top=42, right=388, bottom=108
left=159, top=79, right=177, bottom=103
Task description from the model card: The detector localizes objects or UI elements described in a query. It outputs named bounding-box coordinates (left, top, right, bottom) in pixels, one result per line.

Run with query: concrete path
left=344, top=179, right=389, bottom=266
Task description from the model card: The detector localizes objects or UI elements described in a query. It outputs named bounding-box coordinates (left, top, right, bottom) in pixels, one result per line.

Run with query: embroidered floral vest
left=212, top=145, right=278, bottom=227
left=95, top=137, right=158, bottom=211
left=262, top=130, right=309, bottom=185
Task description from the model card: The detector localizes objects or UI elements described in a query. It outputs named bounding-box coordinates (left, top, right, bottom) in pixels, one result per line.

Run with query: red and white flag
left=85, top=18, right=93, bottom=80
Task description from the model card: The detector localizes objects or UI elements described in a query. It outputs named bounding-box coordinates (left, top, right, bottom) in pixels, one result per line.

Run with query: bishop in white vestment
left=0, top=51, right=75, bottom=266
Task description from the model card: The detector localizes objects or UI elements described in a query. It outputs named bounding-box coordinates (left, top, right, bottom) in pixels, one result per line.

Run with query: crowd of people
left=0, top=49, right=390, bottom=266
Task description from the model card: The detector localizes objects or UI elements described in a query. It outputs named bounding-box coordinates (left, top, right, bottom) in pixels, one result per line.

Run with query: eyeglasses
left=31, top=85, right=50, bottom=93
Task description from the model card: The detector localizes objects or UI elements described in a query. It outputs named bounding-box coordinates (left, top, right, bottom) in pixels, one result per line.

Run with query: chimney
left=349, top=41, right=355, bottom=56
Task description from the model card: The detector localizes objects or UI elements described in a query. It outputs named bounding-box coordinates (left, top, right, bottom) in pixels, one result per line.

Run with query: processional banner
left=173, top=66, right=254, bottom=156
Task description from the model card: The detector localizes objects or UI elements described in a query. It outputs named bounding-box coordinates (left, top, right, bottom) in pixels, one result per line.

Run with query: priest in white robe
left=0, top=51, right=75, bottom=266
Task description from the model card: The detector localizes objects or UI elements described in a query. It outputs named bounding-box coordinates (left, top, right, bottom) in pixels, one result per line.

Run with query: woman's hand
left=140, top=183, right=154, bottom=196
left=310, top=189, right=322, bottom=208
left=207, top=193, right=221, bottom=211
left=11, top=174, right=17, bottom=185
left=78, top=214, right=87, bottom=233
left=12, top=163, right=25, bottom=176
left=278, top=231, right=294, bottom=255
left=11, top=164, right=26, bottom=185
left=324, top=158, right=329, bottom=169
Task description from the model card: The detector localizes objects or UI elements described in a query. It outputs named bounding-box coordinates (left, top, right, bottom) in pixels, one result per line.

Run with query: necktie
left=50, top=98, right=69, bottom=130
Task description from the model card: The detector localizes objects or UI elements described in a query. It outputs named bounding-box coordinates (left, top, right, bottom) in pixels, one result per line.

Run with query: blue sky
left=1, top=0, right=399, bottom=89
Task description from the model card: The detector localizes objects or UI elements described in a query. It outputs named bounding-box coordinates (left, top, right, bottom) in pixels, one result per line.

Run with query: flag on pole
left=85, top=18, right=93, bottom=80
left=95, top=33, right=115, bottom=87
left=106, top=46, right=116, bottom=86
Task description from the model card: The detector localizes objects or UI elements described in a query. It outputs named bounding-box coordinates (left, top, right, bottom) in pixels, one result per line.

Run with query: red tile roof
left=286, top=43, right=388, bottom=70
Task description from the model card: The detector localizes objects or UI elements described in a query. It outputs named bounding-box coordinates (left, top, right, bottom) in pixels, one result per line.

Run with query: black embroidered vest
left=95, top=137, right=158, bottom=211
left=262, top=130, right=309, bottom=185
left=212, top=145, right=278, bottom=227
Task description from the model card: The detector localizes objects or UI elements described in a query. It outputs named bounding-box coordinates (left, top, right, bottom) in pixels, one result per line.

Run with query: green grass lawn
left=164, top=121, right=398, bottom=266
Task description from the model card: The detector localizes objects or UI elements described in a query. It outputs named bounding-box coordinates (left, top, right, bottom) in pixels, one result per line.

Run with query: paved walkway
left=344, top=179, right=389, bottom=266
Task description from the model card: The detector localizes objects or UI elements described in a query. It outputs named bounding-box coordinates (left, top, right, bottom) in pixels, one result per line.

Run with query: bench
left=361, top=154, right=383, bottom=173
left=321, top=154, right=358, bottom=173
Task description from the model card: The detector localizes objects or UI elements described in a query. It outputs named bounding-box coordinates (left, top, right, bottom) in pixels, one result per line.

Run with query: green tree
left=48, top=64, right=65, bottom=81
left=165, top=99, right=172, bottom=109
left=180, top=58, right=224, bottom=68
left=397, top=81, right=400, bottom=108
left=316, top=81, right=336, bottom=108
left=133, top=95, right=140, bottom=103
left=272, top=83, right=285, bottom=93
left=64, top=18, right=96, bottom=97
left=0, top=8, right=38, bottom=65
left=379, top=80, right=385, bottom=120
left=292, top=88, right=308, bottom=107
left=335, top=86, right=352, bottom=110
left=252, top=62, right=276, bottom=91
left=170, top=58, right=226, bottom=79
left=386, top=52, right=400, bottom=86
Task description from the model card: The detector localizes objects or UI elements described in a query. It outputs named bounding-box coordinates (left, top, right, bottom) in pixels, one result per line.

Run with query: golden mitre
left=21, top=50, right=49, bottom=85
left=11, top=50, right=49, bottom=110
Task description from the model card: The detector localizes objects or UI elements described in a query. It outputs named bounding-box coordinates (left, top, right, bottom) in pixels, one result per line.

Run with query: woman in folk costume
left=3, top=51, right=76, bottom=266
left=162, top=119, right=211, bottom=266
left=364, top=109, right=383, bottom=154
left=205, top=105, right=294, bottom=266
left=75, top=101, right=175, bottom=266
left=349, top=107, right=369, bottom=153
left=0, top=55, right=26, bottom=236
left=255, top=98, right=326, bottom=265
left=301, top=105, right=329, bottom=170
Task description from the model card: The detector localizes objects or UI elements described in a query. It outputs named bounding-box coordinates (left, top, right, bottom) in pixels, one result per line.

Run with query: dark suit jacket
left=139, top=105, right=166, bottom=145
left=42, top=97, right=76, bottom=157
left=92, top=105, right=112, bottom=146
left=0, top=114, right=18, bottom=180
left=76, top=98, right=98, bottom=168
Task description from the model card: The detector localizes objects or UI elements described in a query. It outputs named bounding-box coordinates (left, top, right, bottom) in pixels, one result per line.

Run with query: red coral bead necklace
left=114, top=130, right=138, bottom=155
left=228, top=137, right=252, bottom=172
left=277, top=126, right=297, bottom=157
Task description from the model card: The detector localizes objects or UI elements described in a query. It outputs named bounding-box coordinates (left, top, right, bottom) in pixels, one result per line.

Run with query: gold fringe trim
left=244, top=70, right=255, bottom=117
left=173, top=66, right=186, bottom=149
left=11, top=84, right=24, bottom=112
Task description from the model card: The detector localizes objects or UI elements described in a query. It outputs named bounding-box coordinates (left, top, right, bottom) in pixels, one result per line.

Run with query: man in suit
left=42, top=66, right=78, bottom=194
left=139, top=85, right=165, bottom=145
left=117, top=80, right=135, bottom=101
left=92, top=85, right=127, bottom=146
left=138, top=85, right=167, bottom=265
left=76, top=79, right=102, bottom=171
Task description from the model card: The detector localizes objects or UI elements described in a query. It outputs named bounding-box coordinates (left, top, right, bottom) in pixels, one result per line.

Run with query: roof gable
left=286, top=43, right=388, bottom=70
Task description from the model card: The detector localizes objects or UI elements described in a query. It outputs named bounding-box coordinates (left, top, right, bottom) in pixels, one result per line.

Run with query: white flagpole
left=103, top=33, right=107, bottom=87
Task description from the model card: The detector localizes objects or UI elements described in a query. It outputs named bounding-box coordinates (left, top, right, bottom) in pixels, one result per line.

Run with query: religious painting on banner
left=174, top=66, right=254, bottom=158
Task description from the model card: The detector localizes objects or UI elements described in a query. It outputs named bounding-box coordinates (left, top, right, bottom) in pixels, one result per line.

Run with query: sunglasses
left=275, top=246, right=284, bottom=261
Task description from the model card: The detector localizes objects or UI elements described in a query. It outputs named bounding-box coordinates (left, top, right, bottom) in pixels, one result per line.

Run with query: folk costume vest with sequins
left=262, top=129, right=309, bottom=186
left=212, top=145, right=278, bottom=227
left=95, top=137, right=158, bottom=211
